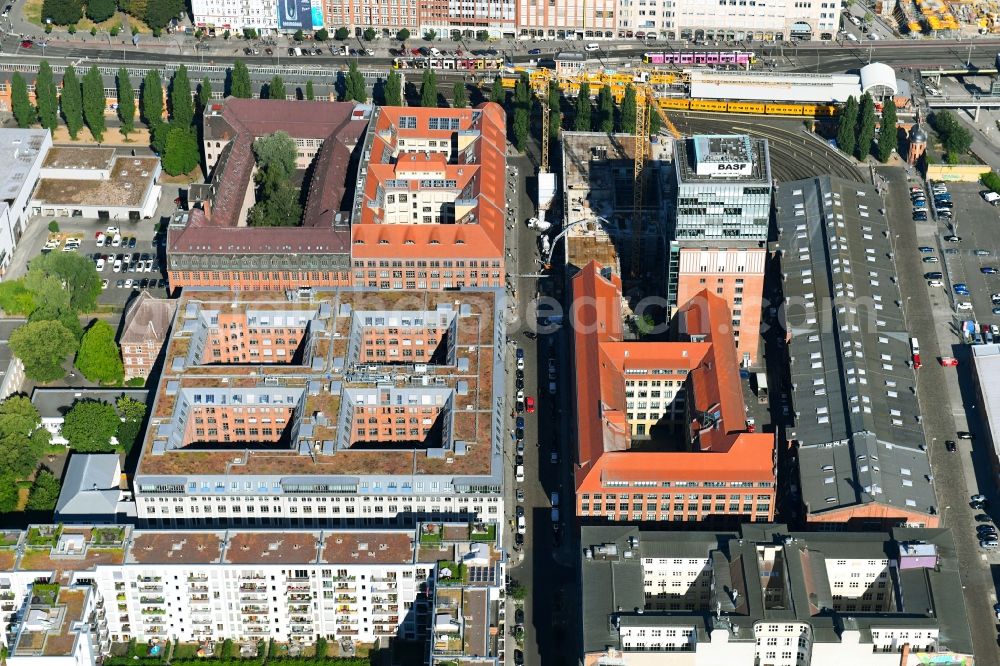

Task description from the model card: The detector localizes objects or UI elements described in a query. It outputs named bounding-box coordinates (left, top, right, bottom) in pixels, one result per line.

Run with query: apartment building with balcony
left=131, top=287, right=505, bottom=528
left=572, top=261, right=775, bottom=525
left=580, top=523, right=974, bottom=665
left=775, top=177, right=938, bottom=529
left=0, top=523, right=503, bottom=657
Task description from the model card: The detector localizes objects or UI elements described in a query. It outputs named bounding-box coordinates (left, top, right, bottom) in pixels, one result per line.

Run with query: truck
left=755, top=373, right=768, bottom=405
left=539, top=235, right=551, bottom=256
left=537, top=172, right=556, bottom=211
left=910, top=336, right=921, bottom=369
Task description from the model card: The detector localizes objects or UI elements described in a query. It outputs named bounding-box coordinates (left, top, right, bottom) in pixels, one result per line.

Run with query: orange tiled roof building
left=572, top=261, right=776, bottom=523
left=170, top=99, right=507, bottom=292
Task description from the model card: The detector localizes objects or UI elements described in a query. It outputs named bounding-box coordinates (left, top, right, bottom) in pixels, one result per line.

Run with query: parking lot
left=929, top=182, right=1000, bottom=325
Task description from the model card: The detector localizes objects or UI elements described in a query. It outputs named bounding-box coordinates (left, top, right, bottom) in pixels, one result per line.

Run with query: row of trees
left=835, top=93, right=900, bottom=162
left=11, top=63, right=109, bottom=142
left=140, top=64, right=208, bottom=175
left=41, top=0, right=184, bottom=33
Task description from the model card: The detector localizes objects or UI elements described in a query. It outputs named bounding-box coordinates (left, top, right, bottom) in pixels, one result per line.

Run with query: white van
left=846, top=33, right=858, bottom=42
left=982, top=190, right=1000, bottom=205
left=515, top=465, right=524, bottom=482
left=294, top=47, right=303, bottom=56
left=957, top=301, right=974, bottom=311
left=429, top=47, right=441, bottom=56
left=585, top=43, right=600, bottom=51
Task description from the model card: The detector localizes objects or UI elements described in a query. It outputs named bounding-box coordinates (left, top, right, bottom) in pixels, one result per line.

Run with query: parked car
left=945, top=440, right=957, bottom=452
left=912, top=211, right=927, bottom=221
left=939, top=357, right=958, bottom=367
left=957, top=301, right=973, bottom=311
left=525, top=396, right=535, bottom=413
left=958, top=431, right=973, bottom=439
left=983, top=267, right=999, bottom=274
left=924, top=272, right=943, bottom=280
left=953, top=283, right=969, bottom=293
left=922, top=256, right=939, bottom=263
left=918, top=246, right=934, bottom=253
left=944, top=235, right=962, bottom=242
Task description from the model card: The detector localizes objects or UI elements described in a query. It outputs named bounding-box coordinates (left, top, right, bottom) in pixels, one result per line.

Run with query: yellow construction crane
left=630, top=85, right=681, bottom=279
left=540, top=96, right=550, bottom=173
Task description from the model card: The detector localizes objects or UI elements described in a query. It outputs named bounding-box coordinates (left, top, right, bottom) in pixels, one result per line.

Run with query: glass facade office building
left=672, top=135, right=772, bottom=243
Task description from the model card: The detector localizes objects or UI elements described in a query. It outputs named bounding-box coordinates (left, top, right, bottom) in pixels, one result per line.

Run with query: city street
left=881, top=165, right=1000, bottom=666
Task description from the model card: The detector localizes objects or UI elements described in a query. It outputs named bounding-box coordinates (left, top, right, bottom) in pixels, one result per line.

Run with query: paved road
left=880, top=165, right=1000, bottom=666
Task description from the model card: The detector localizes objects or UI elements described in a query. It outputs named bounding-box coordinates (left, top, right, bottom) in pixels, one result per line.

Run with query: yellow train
left=658, top=97, right=838, bottom=117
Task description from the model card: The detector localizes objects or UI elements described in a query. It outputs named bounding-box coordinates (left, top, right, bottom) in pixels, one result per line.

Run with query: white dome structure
left=860, top=63, right=898, bottom=98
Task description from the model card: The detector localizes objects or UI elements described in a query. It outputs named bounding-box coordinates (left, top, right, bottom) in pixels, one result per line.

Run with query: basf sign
left=695, top=160, right=753, bottom=178
left=278, top=0, right=312, bottom=29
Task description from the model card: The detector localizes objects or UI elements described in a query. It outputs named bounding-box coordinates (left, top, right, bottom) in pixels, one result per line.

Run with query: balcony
left=189, top=584, right=209, bottom=593
left=286, top=583, right=311, bottom=592
left=241, top=605, right=267, bottom=614
left=288, top=593, right=311, bottom=602
left=187, top=575, right=209, bottom=583
left=139, top=597, right=165, bottom=605
left=138, top=584, right=163, bottom=593
left=332, top=575, right=356, bottom=582
left=337, top=628, right=360, bottom=636
left=138, top=577, right=162, bottom=583
left=189, top=595, right=210, bottom=604
left=288, top=604, right=310, bottom=613
left=335, top=595, right=357, bottom=604
left=240, top=584, right=266, bottom=592
left=140, top=608, right=166, bottom=615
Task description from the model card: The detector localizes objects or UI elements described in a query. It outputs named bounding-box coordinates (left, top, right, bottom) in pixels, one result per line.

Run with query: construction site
left=558, top=133, right=674, bottom=286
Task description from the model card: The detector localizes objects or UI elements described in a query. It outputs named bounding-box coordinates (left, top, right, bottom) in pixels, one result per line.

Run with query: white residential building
left=617, top=0, right=839, bottom=40
left=1, top=523, right=504, bottom=660
left=190, top=0, right=280, bottom=32
left=581, top=524, right=974, bottom=665
left=0, top=129, right=51, bottom=277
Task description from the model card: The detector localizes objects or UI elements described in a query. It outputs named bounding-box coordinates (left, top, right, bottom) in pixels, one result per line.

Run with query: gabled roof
left=120, top=291, right=179, bottom=346
left=55, top=454, right=122, bottom=517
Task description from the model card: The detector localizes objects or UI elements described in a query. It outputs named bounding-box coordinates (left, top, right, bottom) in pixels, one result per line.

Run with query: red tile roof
left=571, top=261, right=774, bottom=496
left=352, top=104, right=507, bottom=262
left=172, top=99, right=368, bottom=256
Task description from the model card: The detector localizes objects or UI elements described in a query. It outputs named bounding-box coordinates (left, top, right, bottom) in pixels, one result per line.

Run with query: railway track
left=671, top=111, right=866, bottom=183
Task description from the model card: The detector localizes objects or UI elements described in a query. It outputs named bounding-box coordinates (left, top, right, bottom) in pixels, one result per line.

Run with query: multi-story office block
left=515, top=0, right=618, bottom=39
left=176, top=99, right=506, bottom=293
left=131, top=288, right=505, bottom=529
left=581, top=523, right=974, bottom=664
left=0, top=523, right=504, bottom=658
left=669, top=135, right=771, bottom=366
left=572, top=261, right=775, bottom=524
left=775, top=177, right=937, bottom=528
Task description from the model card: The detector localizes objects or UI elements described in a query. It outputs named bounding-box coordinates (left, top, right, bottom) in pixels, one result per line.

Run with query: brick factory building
left=172, top=99, right=506, bottom=292
left=571, top=261, right=776, bottom=524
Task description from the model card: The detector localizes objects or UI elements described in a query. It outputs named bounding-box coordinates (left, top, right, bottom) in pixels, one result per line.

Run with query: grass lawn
left=172, top=643, right=200, bottom=659
left=75, top=15, right=123, bottom=34
left=22, top=0, right=43, bottom=26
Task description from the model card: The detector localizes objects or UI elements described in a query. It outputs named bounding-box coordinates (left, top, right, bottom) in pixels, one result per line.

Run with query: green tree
left=981, top=171, right=1000, bottom=194
left=247, top=184, right=302, bottom=227
left=314, top=28, right=329, bottom=41
left=512, top=74, right=530, bottom=152
left=836, top=95, right=858, bottom=158
left=933, top=110, right=972, bottom=160
left=75, top=320, right=124, bottom=384
left=247, top=132, right=302, bottom=227
left=293, top=29, right=305, bottom=41
left=314, top=638, right=327, bottom=659
left=197, top=77, right=212, bottom=113
left=547, top=80, right=561, bottom=139
left=424, top=29, right=437, bottom=41
left=0, top=396, right=48, bottom=480
left=596, top=84, right=613, bottom=133
left=60, top=66, right=84, bottom=139
left=305, top=79, right=315, bottom=101
left=396, top=28, right=410, bottom=42
left=42, top=0, right=83, bottom=24
left=141, top=69, right=163, bottom=127
left=491, top=75, right=505, bottom=105
left=30, top=306, right=83, bottom=342
left=230, top=60, right=252, bottom=99
left=116, top=68, right=136, bottom=138
left=62, top=400, right=119, bottom=452
left=27, top=251, right=101, bottom=313
left=253, top=131, right=297, bottom=181
left=345, top=62, right=366, bottom=103
left=0, top=279, right=38, bottom=316
left=243, top=27, right=257, bottom=39
left=385, top=71, right=403, bottom=106
left=363, top=27, right=377, bottom=41
left=144, top=0, right=182, bottom=29
left=9, top=320, right=78, bottom=382
left=86, top=0, right=116, bottom=21
left=267, top=75, right=287, bottom=100
left=82, top=66, right=106, bottom=142
left=115, top=394, right=146, bottom=454
left=877, top=98, right=897, bottom=162
left=452, top=81, right=468, bottom=108
left=0, top=474, right=18, bottom=513
left=620, top=84, right=636, bottom=134
left=35, top=62, right=59, bottom=132
left=334, top=27, right=350, bottom=40
left=420, top=68, right=438, bottom=107
left=854, top=92, right=876, bottom=160
left=11, top=73, right=34, bottom=128
left=574, top=82, right=591, bottom=131
left=26, top=470, right=61, bottom=511
left=162, top=126, right=199, bottom=176
left=169, top=64, right=193, bottom=128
